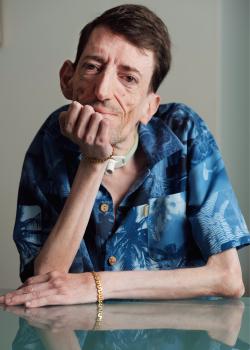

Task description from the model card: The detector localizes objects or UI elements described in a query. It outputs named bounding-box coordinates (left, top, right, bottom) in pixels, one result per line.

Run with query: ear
left=140, top=93, right=160, bottom=125
left=59, top=60, right=75, bottom=100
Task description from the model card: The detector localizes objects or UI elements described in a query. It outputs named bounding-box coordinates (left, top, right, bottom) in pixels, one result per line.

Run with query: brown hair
left=73, top=4, right=171, bottom=92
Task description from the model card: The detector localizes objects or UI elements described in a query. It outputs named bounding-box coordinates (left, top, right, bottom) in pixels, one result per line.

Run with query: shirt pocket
left=146, top=192, right=188, bottom=264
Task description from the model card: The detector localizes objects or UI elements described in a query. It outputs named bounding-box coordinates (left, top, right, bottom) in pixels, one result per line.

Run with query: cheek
left=74, top=84, right=92, bottom=101
left=115, top=92, right=141, bottom=119
left=72, top=76, right=94, bottom=100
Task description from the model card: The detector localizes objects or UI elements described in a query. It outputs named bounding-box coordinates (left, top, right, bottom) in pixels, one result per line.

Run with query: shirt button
left=100, top=203, right=109, bottom=213
left=108, top=256, right=117, bottom=266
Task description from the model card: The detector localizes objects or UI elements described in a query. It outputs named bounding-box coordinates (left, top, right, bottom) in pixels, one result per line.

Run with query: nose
left=94, top=70, right=114, bottom=101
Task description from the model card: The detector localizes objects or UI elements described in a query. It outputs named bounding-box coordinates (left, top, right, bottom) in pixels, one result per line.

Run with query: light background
left=0, top=0, right=249, bottom=294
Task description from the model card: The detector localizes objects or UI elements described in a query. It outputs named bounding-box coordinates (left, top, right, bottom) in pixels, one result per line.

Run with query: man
left=1, top=4, right=249, bottom=308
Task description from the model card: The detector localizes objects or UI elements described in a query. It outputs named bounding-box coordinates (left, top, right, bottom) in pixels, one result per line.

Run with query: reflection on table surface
left=1, top=295, right=250, bottom=350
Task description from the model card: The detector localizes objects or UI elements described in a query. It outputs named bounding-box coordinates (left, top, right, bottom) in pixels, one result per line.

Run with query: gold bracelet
left=93, top=302, right=103, bottom=330
left=84, top=147, right=114, bottom=164
left=91, top=271, right=104, bottom=305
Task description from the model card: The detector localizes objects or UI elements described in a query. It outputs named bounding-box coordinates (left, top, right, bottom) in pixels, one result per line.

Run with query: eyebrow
left=81, top=55, right=142, bottom=77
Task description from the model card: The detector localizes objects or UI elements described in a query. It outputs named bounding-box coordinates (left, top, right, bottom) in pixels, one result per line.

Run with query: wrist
left=80, top=146, right=114, bottom=164
left=79, top=157, right=108, bottom=173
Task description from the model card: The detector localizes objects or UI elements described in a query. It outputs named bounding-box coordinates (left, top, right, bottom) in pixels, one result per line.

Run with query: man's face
left=62, top=26, right=159, bottom=148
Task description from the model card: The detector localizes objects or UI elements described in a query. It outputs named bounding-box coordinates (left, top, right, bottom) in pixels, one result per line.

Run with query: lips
left=93, top=108, right=116, bottom=115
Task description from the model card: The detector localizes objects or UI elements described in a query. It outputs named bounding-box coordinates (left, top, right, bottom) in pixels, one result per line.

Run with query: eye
left=81, top=63, right=101, bottom=74
left=122, top=75, right=138, bottom=85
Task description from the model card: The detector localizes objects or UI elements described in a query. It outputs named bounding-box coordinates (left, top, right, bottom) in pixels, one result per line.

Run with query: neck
left=104, top=130, right=139, bottom=175
left=112, top=128, right=138, bottom=156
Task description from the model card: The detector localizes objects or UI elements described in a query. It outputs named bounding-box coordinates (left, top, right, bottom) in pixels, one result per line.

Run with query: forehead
left=79, top=26, right=155, bottom=72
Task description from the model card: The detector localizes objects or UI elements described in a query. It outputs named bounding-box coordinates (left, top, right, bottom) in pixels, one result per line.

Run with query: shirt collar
left=139, top=106, right=184, bottom=167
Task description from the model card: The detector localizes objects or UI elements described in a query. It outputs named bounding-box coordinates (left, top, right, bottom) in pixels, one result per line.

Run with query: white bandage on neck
left=105, top=132, right=139, bottom=175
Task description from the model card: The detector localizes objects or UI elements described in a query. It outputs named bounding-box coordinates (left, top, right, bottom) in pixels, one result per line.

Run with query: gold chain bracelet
left=91, top=272, right=104, bottom=304
left=93, top=302, right=103, bottom=330
left=91, top=272, right=104, bottom=330
left=84, top=147, right=114, bottom=164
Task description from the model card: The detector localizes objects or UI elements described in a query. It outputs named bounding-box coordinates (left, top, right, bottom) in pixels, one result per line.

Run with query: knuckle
left=92, top=112, right=102, bottom=121
left=85, top=135, right=94, bottom=144
left=26, top=278, right=33, bottom=285
left=74, top=128, right=83, bottom=140
left=25, top=286, right=33, bottom=293
left=71, top=101, right=80, bottom=110
left=48, top=280, right=54, bottom=288
left=51, top=279, right=59, bottom=288
left=83, top=105, right=94, bottom=114
left=52, top=277, right=63, bottom=289
left=32, top=290, right=40, bottom=299
left=65, top=121, right=74, bottom=132
left=58, top=286, right=67, bottom=294
left=59, top=111, right=66, bottom=120
left=49, top=271, right=59, bottom=278
left=101, top=119, right=109, bottom=128
left=95, top=140, right=104, bottom=148
left=48, top=271, right=59, bottom=280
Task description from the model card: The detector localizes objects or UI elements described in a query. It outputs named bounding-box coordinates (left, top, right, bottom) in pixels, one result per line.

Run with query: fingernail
left=26, top=302, right=31, bottom=307
left=6, top=298, right=12, bottom=304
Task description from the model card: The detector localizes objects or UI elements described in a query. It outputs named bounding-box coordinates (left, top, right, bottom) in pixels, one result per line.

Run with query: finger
left=0, top=295, right=5, bottom=303
left=4, top=305, right=28, bottom=317
left=25, top=294, right=70, bottom=308
left=73, top=104, right=95, bottom=141
left=95, top=119, right=111, bottom=147
left=59, top=101, right=77, bottom=133
left=59, top=111, right=67, bottom=135
left=61, top=101, right=82, bottom=136
left=4, top=278, right=48, bottom=299
left=23, top=310, right=55, bottom=327
left=4, top=281, right=54, bottom=306
left=84, top=112, right=103, bottom=145
left=23, top=306, right=62, bottom=324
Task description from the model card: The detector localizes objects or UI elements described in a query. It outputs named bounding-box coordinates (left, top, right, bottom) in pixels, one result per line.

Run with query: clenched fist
left=59, top=101, right=113, bottom=159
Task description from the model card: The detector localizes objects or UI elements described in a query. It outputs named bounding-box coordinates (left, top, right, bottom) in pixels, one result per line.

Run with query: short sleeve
left=186, top=112, right=250, bottom=260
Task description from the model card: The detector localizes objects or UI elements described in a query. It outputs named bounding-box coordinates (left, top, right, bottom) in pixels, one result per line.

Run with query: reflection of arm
left=36, top=329, right=81, bottom=350
left=101, top=301, right=243, bottom=346
left=7, top=299, right=244, bottom=347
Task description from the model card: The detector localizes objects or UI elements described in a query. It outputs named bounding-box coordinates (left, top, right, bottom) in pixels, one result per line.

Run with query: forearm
left=34, top=160, right=106, bottom=274
left=99, top=249, right=244, bottom=300
left=100, top=267, right=220, bottom=300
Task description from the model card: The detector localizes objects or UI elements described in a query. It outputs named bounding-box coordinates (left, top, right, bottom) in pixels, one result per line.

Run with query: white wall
left=0, top=0, right=249, bottom=292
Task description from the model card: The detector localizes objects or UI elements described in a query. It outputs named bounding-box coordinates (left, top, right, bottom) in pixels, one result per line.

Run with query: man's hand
left=0, top=271, right=96, bottom=308
left=59, top=101, right=113, bottom=159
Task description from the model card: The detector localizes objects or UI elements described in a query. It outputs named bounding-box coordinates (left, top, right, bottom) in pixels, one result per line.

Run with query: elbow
left=230, top=279, right=245, bottom=298
left=218, top=269, right=245, bottom=298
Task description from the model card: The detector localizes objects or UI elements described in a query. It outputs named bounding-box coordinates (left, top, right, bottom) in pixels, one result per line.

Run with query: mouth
left=93, top=107, right=117, bottom=116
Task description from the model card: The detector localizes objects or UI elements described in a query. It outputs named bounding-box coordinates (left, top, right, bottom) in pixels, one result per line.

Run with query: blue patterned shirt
left=13, top=103, right=250, bottom=282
